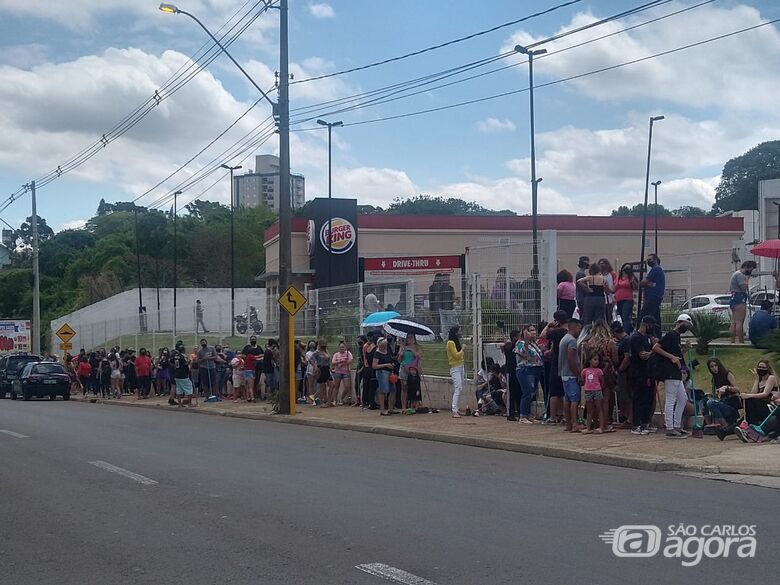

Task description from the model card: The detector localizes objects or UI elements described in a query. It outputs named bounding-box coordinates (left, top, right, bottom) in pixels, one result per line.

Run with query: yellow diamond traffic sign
left=278, top=286, right=307, bottom=316
left=56, top=323, right=76, bottom=343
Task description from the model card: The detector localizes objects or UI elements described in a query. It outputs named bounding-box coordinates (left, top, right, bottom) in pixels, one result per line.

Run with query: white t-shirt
left=305, top=350, right=316, bottom=376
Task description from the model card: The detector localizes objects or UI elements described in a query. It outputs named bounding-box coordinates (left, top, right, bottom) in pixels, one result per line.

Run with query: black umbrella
left=382, top=319, right=436, bottom=342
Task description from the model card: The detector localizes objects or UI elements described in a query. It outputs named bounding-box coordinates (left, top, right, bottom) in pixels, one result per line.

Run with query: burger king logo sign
left=320, top=217, right=356, bottom=255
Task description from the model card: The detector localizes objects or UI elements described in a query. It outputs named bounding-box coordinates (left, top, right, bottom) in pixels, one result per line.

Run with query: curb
left=70, top=397, right=775, bottom=478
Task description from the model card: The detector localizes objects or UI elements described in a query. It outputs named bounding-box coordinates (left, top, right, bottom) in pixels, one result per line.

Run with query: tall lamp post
left=221, top=163, right=242, bottom=337
left=316, top=119, right=343, bottom=287
left=159, top=1, right=293, bottom=415
left=172, top=190, right=182, bottom=338
left=638, top=115, right=664, bottom=315
left=651, top=180, right=662, bottom=254
left=515, top=44, right=547, bottom=317
left=134, top=206, right=145, bottom=331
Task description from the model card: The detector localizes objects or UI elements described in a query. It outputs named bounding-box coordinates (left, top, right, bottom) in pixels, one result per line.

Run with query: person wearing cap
left=652, top=314, right=693, bottom=438
left=628, top=315, right=656, bottom=434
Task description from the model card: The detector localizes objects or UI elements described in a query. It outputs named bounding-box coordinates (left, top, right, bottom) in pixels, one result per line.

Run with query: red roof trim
left=264, top=214, right=742, bottom=242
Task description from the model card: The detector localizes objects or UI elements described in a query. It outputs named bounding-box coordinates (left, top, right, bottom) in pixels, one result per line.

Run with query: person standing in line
left=615, top=263, right=638, bottom=335
left=579, top=320, right=619, bottom=430
left=241, top=336, right=261, bottom=402
left=313, top=340, right=333, bottom=407
left=263, top=339, right=279, bottom=399
left=580, top=354, right=606, bottom=434
left=502, top=330, right=522, bottom=422
left=729, top=260, right=757, bottom=345
left=108, top=350, right=122, bottom=399
left=364, top=289, right=381, bottom=314
left=556, top=270, right=577, bottom=319
left=628, top=316, right=656, bottom=435
left=361, top=333, right=379, bottom=410
left=134, top=348, right=152, bottom=400
left=611, top=321, right=632, bottom=427
left=155, top=348, right=171, bottom=397
left=446, top=325, right=465, bottom=418
left=652, top=314, right=692, bottom=439
left=558, top=318, right=584, bottom=432
left=354, top=336, right=367, bottom=407
left=331, top=341, right=354, bottom=405
left=514, top=324, right=545, bottom=424
left=639, top=253, right=665, bottom=337
left=372, top=338, right=397, bottom=416
left=540, top=311, right=569, bottom=424
left=398, top=334, right=422, bottom=410
left=598, top=258, right=618, bottom=322
left=577, top=264, right=608, bottom=325
left=304, top=340, right=318, bottom=402
left=171, top=344, right=196, bottom=407
left=195, top=300, right=209, bottom=334
left=77, top=357, right=92, bottom=397
left=574, top=256, right=590, bottom=317
left=213, top=345, right=228, bottom=401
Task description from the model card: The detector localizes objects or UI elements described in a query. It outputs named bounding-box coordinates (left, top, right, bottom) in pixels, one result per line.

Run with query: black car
left=11, top=362, right=70, bottom=401
left=0, top=354, right=42, bottom=398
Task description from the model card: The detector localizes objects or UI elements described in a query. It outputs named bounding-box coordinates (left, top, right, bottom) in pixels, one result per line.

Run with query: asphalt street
left=0, top=400, right=777, bottom=585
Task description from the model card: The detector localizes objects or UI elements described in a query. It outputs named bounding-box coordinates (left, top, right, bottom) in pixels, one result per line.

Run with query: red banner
left=363, top=255, right=461, bottom=272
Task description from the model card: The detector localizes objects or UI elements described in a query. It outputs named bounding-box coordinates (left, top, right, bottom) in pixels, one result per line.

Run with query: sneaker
left=666, top=430, right=686, bottom=439
left=734, top=426, right=749, bottom=443
left=677, top=429, right=689, bottom=437
left=641, top=428, right=651, bottom=435
left=519, top=417, right=534, bottom=424
left=507, top=416, right=518, bottom=422
left=630, top=427, right=644, bottom=436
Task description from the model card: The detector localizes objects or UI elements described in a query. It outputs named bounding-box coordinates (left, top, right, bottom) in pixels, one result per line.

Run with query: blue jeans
left=707, top=399, right=738, bottom=424
left=617, top=299, right=634, bottom=335
left=199, top=368, right=215, bottom=396
left=215, top=368, right=226, bottom=398
left=516, top=365, right=544, bottom=418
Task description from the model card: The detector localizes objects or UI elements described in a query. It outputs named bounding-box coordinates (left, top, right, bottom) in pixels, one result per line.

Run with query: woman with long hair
left=577, top=264, right=608, bottom=325
left=705, top=357, right=741, bottom=439
left=739, top=360, right=778, bottom=425
left=579, top=319, right=619, bottom=430
left=399, top=333, right=422, bottom=409
left=446, top=326, right=465, bottom=418
left=614, top=263, right=638, bottom=335
left=514, top=324, right=545, bottom=424
left=372, top=338, right=397, bottom=416
left=598, top=258, right=618, bottom=322
left=556, top=269, right=576, bottom=319
left=331, top=341, right=355, bottom=405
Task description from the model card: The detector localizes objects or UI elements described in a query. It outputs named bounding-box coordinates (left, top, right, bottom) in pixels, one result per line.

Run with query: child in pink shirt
left=581, top=354, right=606, bottom=434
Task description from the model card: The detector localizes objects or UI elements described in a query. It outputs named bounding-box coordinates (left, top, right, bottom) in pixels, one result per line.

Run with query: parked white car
left=678, top=294, right=732, bottom=321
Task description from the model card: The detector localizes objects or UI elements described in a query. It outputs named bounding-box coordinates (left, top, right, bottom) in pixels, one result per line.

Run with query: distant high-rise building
left=233, top=154, right=305, bottom=212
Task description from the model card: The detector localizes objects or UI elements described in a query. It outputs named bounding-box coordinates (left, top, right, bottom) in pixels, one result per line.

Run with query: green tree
left=611, top=203, right=672, bottom=217
left=714, top=140, right=780, bottom=212
left=671, top=205, right=709, bottom=217
left=16, top=215, right=55, bottom=247
left=384, top=195, right=515, bottom=215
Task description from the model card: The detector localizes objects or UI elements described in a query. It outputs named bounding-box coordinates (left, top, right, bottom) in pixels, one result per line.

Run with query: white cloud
left=308, top=3, right=335, bottom=19
left=476, top=118, right=516, bottom=133
left=330, top=167, right=417, bottom=207
left=502, top=3, right=780, bottom=113
left=57, top=219, right=87, bottom=232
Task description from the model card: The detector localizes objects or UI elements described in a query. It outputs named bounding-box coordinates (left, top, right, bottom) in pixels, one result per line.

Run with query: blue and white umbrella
left=361, top=311, right=400, bottom=327
left=383, top=319, right=436, bottom=342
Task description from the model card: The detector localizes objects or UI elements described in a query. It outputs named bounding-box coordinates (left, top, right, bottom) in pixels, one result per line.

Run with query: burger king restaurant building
left=261, top=198, right=744, bottom=318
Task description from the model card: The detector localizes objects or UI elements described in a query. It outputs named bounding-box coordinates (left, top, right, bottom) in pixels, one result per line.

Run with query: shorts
left=232, top=374, right=243, bottom=388
left=548, top=373, right=564, bottom=398
left=264, top=370, right=278, bottom=390
left=156, top=369, right=170, bottom=381
left=399, top=365, right=410, bottom=381
left=174, top=377, right=193, bottom=396
left=562, top=377, right=581, bottom=403
left=317, top=367, right=332, bottom=384
left=375, top=369, right=392, bottom=394
left=243, top=370, right=256, bottom=381
left=585, top=390, right=604, bottom=403
left=332, top=371, right=350, bottom=380
left=729, top=291, right=747, bottom=308
left=110, top=370, right=122, bottom=380
left=617, top=372, right=631, bottom=404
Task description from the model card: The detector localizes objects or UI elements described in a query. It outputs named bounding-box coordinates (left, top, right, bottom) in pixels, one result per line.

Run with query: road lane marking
left=356, top=563, right=437, bottom=585
left=88, top=461, right=158, bottom=485
left=0, top=430, right=29, bottom=438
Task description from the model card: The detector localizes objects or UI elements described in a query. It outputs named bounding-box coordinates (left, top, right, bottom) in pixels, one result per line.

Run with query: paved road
left=1, top=400, right=776, bottom=585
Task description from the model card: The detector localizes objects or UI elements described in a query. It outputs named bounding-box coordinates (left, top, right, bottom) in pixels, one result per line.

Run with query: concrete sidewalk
left=71, top=395, right=780, bottom=477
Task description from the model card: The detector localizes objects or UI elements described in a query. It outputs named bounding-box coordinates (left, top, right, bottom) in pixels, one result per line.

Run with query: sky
left=0, top=0, right=779, bottom=232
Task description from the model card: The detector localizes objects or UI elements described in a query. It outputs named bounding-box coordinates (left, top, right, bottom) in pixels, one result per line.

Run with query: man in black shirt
left=541, top=311, right=568, bottom=423
left=169, top=344, right=196, bottom=406
left=611, top=321, right=632, bottom=427
left=263, top=339, right=279, bottom=399
left=503, top=330, right=521, bottom=421
left=653, top=314, right=692, bottom=438
left=628, top=315, right=655, bottom=434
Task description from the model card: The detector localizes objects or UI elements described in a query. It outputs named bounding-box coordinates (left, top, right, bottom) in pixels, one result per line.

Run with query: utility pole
left=173, top=190, right=181, bottom=338
left=30, top=180, right=40, bottom=356
left=134, top=207, right=145, bottom=330
left=638, top=115, right=664, bottom=315
left=221, top=164, right=242, bottom=337
left=277, top=0, right=292, bottom=415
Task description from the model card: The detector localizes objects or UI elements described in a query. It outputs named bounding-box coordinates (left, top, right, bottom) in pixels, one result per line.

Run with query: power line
left=292, top=15, right=779, bottom=131
left=290, top=0, right=584, bottom=84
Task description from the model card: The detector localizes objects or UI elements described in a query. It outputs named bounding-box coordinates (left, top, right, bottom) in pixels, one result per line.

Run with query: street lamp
left=160, top=1, right=294, bottom=415
left=173, top=190, right=182, bottom=338
left=515, top=44, right=546, bottom=317
left=316, top=119, right=343, bottom=287
left=651, top=180, right=662, bottom=254
left=638, top=115, right=664, bottom=315
left=221, top=163, right=242, bottom=337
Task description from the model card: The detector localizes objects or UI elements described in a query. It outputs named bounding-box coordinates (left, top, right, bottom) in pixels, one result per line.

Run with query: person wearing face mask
left=739, top=360, right=778, bottom=425
left=197, top=338, right=217, bottom=398
left=652, top=314, right=693, bottom=438
left=155, top=348, right=171, bottom=397
left=729, top=260, right=757, bottom=345
left=241, top=336, right=261, bottom=402
left=134, top=348, right=152, bottom=400
left=639, top=253, right=664, bottom=337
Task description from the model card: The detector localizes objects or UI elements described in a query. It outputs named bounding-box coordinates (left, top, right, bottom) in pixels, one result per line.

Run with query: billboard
left=307, top=197, right=359, bottom=287
left=0, top=320, right=32, bottom=354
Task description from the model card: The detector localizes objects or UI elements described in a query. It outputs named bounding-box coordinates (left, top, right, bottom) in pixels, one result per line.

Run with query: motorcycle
left=234, top=306, right=264, bottom=335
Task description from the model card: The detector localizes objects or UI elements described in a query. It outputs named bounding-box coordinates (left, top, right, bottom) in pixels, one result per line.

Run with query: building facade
left=233, top=154, right=305, bottom=211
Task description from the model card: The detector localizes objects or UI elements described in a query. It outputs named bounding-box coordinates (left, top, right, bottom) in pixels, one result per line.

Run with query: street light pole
left=638, top=115, right=664, bottom=315
left=515, top=45, right=546, bottom=317
left=30, top=180, right=40, bottom=356
left=173, top=190, right=181, bottom=338
left=221, top=164, right=242, bottom=337
left=316, top=119, right=343, bottom=287
left=134, top=206, right=144, bottom=327
left=652, top=180, right=662, bottom=255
